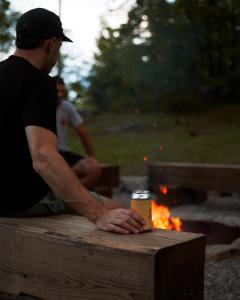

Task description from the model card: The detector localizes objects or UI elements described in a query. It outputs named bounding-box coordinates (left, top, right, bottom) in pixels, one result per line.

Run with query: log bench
left=0, top=216, right=205, bottom=300
left=148, top=162, right=240, bottom=205
left=93, top=164, right=120, bottom=197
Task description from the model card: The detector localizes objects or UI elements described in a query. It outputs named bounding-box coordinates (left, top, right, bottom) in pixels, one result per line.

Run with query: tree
left=0, top=0, right=19, bottom=52
left=89, top=0, right=240, bottom=112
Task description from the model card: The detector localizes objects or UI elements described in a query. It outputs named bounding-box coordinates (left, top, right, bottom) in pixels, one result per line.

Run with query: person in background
left=53, top=76, right=101, bottom=189
left=0, top=8, right=146, bottom=235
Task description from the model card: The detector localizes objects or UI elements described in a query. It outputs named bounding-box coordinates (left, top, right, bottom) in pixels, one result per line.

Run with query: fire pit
left=115, top=175, right=240, bottom=247
left=182, top=220, right=240, bottom=245
left=151, top=198, right=240, bottom=245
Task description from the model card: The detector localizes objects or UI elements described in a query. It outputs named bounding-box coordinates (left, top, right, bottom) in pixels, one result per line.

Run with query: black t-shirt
left=0, top=55, right=57, bottom=214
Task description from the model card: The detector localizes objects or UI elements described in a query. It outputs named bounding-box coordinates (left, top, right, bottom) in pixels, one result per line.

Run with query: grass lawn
left=69, top=104, right=240, bottom=176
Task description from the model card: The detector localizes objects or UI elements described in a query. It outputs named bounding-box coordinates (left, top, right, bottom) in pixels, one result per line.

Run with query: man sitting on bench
left=54, top=75, right=101, bottom=189
left=0, top=8, right=146, bottom=235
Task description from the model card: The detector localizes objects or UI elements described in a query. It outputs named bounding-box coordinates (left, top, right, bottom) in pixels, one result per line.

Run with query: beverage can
left=131, top=190, right=152, bottom=231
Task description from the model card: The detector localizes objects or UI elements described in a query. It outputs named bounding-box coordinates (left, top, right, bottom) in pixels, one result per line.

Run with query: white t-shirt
left=56, top=100, right=83, bottom=152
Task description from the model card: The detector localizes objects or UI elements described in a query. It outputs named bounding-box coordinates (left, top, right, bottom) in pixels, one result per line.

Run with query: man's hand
left=95, top=208, right=146, bottom=234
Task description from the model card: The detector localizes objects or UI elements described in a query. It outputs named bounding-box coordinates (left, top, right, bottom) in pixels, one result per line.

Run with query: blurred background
left=1, top=0, right=240, bottom=175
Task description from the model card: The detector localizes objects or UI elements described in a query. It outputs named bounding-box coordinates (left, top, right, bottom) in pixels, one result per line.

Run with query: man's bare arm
left=25, top=125, right=105, bottom=222
left=75, top=124, right=95, bottom=157
left=25, top=126, right=145, bottom=234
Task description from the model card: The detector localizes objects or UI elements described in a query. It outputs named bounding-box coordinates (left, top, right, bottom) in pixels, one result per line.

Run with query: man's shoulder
left=2, top=55, right=52, bottom=85
left=60, top=100, right=76, bottom=110
left=0, top=55, right=54, bottom=96
left=59, top=101, right=83, bottom=124
left=1, top=55, right=42, bottom=76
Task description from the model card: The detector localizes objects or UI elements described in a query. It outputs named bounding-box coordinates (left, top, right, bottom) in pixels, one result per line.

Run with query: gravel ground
left=205, top=256, right=240, bottom=300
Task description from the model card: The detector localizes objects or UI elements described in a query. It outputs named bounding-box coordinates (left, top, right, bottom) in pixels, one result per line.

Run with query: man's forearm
left=25, top=125, right=145, bottom=234
left=80, top=135, right=94, bottom=156
left=75, top=126, right=95, bottom=156
left=33, top=149, right=106, bottom=222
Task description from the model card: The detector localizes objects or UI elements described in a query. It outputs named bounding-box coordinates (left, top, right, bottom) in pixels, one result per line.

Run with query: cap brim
left=61, top=33, right=73, bottom=42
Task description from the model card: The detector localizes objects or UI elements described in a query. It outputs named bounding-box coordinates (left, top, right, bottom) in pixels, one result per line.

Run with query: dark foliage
left=0, top=0, right=19, bottom=52
left=88, top=0, right=240, bottom=112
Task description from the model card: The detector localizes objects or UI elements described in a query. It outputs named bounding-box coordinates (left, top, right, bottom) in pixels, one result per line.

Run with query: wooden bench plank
left=95, top=164, right=119, bottom=188
left=0, top=216, right=205, bottom=300
left=148, top=162, right=240, bottom=192
left=93, top=164, right=120, bottom=197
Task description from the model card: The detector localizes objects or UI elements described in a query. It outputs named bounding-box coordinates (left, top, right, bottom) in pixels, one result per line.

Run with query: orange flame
left=151, top=200, right=182, bottom=231
left=159, top=185, right=168, bottom=195
left=143, top=156, right=148, bottom=162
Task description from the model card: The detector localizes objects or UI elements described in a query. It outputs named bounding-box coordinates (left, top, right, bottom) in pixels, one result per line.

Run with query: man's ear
left=43, top=37, right=58, bottom=54
left=43, top=39, right=52, bottom=54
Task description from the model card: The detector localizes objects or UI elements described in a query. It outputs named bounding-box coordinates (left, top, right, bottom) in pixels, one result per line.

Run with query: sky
left=10, top=0, right=135, bottom=67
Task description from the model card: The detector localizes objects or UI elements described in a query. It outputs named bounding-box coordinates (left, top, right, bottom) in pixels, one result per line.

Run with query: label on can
left=131, top=190, right=152, bottom=231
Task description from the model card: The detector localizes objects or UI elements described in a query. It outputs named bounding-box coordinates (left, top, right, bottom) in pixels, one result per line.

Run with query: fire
left=151, top=200, right=182, bottom=231
left=159, top=185, right=168, bottom=195
left=143, top=156, right=148, bottom=162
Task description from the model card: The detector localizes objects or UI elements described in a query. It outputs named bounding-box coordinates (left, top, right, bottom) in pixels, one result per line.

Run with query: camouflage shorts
left=3, top=191, right=104, bottom=218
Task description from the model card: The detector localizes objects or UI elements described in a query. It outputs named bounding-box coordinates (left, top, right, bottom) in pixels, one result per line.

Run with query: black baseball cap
left=16, top=8, right=72, bottom=43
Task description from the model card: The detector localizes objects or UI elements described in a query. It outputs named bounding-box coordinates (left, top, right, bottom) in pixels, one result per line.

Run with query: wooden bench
left=148, top=162, right=240, bottom=204
left=93, top=164, right=120, bottom=197
left=148, top=162, right=240, bottom=192
left=0, top=216, right=205, bottom=300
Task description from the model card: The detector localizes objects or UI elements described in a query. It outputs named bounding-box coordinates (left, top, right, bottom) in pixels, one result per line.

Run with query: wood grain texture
left=95, top=164, right=120, bottom=188
left=93, top=164, right=120, bottom=197
left=148, top=162, right=240, bottom=192
left=0, top=216, right=205, bottom=300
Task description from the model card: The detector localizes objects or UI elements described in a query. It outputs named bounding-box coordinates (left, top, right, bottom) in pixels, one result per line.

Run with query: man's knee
left=72, top=158, right=101, bottom=179
left=91, top=163, right=102, bottom=178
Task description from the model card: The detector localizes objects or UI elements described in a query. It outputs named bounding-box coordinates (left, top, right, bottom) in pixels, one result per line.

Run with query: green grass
left=69, top=104, right=240, bottom=175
